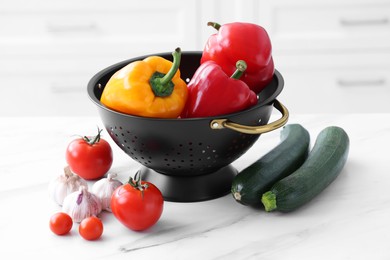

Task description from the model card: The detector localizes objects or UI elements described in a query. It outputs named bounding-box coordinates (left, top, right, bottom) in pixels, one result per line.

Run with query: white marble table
left=1, top=113, right=389, bottom=259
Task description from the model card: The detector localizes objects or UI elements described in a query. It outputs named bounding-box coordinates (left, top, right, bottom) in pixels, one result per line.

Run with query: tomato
left=111, top=173, right=164, bottom=231
left=66, top=128, right=113, bottom=180
left=79, top=216, right=103, bottom=241
left=49, top=212, right=73, bottom=235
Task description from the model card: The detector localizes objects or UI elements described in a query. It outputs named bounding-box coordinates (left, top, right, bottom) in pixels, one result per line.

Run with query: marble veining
left=1, top=114, right=390, bottom=259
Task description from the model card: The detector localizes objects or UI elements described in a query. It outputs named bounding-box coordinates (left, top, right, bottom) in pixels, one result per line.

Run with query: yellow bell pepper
left=100, top=48, right=188, bottom=118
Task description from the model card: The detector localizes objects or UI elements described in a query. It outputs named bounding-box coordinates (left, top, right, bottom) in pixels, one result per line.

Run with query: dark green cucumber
left=231, top=124, right=310, bottom=206
left=261, top=126, right=350, bottom=212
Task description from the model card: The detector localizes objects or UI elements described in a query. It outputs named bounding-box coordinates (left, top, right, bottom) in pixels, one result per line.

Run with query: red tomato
left=111, top=173, right=164, bottom=231
left=66, top=128, right=113, bottom=180
left=49, top=212, right=73, bottom=235
left=79, top=216, right=103, bottom=241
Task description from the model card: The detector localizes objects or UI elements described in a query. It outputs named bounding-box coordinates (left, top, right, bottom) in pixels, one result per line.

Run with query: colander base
left=139, top=165, right=237, bottom=202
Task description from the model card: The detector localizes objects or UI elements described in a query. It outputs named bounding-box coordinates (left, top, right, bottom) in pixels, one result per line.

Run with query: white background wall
left=1, top=0, right=389, bottom=116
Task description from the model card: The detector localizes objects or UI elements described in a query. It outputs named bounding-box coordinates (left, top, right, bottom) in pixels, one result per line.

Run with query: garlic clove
left=62, top=186, right=102, bottom=223
left=92, top=173, right=123, bottom=212
left=48, top=166, right=88, bottom=206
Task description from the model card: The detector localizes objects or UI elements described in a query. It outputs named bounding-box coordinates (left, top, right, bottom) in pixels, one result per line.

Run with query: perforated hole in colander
left=158, top=141, right=222, bottom=172
left=108, top=123, right=259, bottom=175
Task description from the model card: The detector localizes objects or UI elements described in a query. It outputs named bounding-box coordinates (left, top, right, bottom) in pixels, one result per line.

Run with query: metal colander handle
left=210, top=100, right=289, bottom=134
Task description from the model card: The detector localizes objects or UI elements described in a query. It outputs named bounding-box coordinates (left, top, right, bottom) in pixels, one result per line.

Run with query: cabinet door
left=0, top=56, right=122, bottom=116
left=276, top=52, right=390, bottom=113
left=0, top=0, right=200, bottom=57
left=0, top=76, right=97, bottom=116
left=257, top=0, right=390, bottom=53
left=0, top=0, right=200, bottom=116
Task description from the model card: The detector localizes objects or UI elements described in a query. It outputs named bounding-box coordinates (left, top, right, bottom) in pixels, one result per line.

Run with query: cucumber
left=231, top=124, right=310, bottom=206
left=261, top=126, right=350, bottom=212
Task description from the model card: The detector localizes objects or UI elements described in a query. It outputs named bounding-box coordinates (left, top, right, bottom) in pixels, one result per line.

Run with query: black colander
left=87, top=51, right=288, bottom=202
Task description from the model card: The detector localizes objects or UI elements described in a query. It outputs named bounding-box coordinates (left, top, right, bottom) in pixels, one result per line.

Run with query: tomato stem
left=83, top=127, right=103, bottom=145
left=129, top=171, right=149, bottom=198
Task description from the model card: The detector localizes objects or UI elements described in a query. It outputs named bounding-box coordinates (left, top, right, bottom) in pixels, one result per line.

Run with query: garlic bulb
left=62, top=186, right=102, bottom=223
left=48, top=166, right=88, bottom=206
left=92, top=173, right=123, bottom=212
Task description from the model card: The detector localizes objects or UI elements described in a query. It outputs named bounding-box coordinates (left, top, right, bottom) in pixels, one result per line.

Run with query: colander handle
left=210, top=100, right=289, bottom=134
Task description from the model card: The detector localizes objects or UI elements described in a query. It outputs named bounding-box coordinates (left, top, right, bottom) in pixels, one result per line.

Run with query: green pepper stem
left=156, top=48, right=181, bottom=86
left=207, top=21, right=221, bottom=31
left=231, top=60, right=247, bottom=80
left=151, top=48, right=181, bottom=97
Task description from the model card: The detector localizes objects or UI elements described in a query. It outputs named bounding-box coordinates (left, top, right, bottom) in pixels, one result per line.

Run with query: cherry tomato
left=66, top=128, right=113, bottom=180
left=79, top=216, right=103, bottom=241
left=111, top=173, right=164, bottom=231
left=49, top=212, right=73, bottom=235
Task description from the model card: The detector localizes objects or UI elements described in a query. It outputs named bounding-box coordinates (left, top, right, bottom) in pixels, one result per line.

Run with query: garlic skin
left=62, top=186, right=102, bottom=223
left=48, top=166, right=88, bottom=206
left=92, top=173, right=123, bottom=212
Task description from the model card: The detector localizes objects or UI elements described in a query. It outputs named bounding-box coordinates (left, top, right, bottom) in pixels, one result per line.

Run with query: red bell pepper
left=181, top=60, right=257, bottom=118
left=201, top=22, right=274, bottom=94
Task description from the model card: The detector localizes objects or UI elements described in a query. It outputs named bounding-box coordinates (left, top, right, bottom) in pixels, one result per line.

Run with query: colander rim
left=87, top=51, right=284, bottom=122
